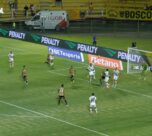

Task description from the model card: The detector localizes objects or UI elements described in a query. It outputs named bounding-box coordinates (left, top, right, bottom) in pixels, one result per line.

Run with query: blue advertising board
left=48, top=46, right=84, bottom=62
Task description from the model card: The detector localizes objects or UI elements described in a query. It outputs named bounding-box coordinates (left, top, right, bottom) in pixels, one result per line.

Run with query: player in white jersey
left=104, top=69, right=110, bottom=88
left=88, top=63, right=95, bottom=83
left=89, top=93, right=97, bottom=113
left=8, top=51, right=14, bottom=68
left=49, top=54, right=54, bottom=67
left=45, top=53, right=54, bottom=68
left=112, top=68, right=119, bottom=88
left=88, top=63, right=94, bottom=72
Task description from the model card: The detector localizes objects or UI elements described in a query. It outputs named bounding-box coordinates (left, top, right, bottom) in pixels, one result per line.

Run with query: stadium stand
left=0, top=0, right=152, bottom=21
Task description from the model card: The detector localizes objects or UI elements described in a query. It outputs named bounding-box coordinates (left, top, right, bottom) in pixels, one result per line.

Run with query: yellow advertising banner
left=106, top=9, right=152, bottom=21
left=67, top=9, right=81, bottom=21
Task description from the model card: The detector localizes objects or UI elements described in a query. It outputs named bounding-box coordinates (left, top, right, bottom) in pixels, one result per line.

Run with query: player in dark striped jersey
left=58, top=84, right=68, bottom=105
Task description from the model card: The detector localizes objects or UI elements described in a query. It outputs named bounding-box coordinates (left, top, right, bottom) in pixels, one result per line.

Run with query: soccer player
left=100, top=71, right=105, bottom=87
left=141, top=62, right=148, bottom=80
left=112, top=68, right=120, bottom=88
left=22, top=65, right=28, bottom=85
left=88, top=63, right=96, bottom=83
left=45, top=54, right=50, bottom=64
left=58, top=84, right=68, bottom=105
left=45, top=54, right=54, bottom=68
left=92, top=35, right=97, bottom=46
left=89, top=93, right=97, bottom=113
left=104, top=69, right=110, bottom=88
left=88, top=63, right=95, bottom=73
left=69, top=66, right=76, bottom=83
left=49, top=54, right=54, bottom=68
left=8, top=51, right=14, bottom=68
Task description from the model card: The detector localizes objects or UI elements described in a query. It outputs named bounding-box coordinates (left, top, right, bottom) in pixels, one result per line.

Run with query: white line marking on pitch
left=48, top=70, right=152, bottom=100
left=117, top=88, right=152, bottom=99
left=0, top=114, right=42, bottom=118
left=0, top=100, right=109, bottom=136
left=53, top=65, right=86, bottom=72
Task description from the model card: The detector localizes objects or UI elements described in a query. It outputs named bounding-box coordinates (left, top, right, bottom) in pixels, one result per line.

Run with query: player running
left=49, top=54, right=54, bottom=68
left=8, top=51, right=14, bottom=68
left=58, top=84, right=68, bottom=105
left=104, top=69, right=110, bottom=88
left=22, top=65, right=28, bottom=85
left=112, top=68, right=120, bottom=88
left=69, top=66, right=76, bottom=83
left=89, top=93, right=97, bottom=113
left=45, top=54, right=54, bottom=68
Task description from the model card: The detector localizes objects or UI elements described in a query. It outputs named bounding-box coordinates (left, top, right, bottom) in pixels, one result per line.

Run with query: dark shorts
left=23, top=75, right=27, bottom=80
left=59, top=96, right=65, bottom=99
left=70, top=75, right=74, bottom=78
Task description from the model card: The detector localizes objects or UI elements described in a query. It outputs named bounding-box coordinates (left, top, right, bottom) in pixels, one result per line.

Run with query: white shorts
left=104, top=77, right=109, bottom=82
left=113, top=75, right=118, bottom=81
left=89, top=71, right=94, bottom=76
left=9, top=58, right=14, bottom=62
left=90, top=103, right=96, bottom=108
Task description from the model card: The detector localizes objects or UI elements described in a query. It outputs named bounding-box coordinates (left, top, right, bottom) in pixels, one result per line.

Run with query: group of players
left=8, top=51, right=28, bottom=85
left=87, top=62, right=120, bottom=88
left=68, top=61, right=120, bottom=113
left=8, top=50, right=120, bottom=113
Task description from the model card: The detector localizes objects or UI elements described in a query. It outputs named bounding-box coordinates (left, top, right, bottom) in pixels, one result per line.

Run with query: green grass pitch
left=0, top=35, right=152, bottom=136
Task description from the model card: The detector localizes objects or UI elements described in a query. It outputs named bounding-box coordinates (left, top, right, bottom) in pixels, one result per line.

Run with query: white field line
left=48, top=69, right=152, bottom=100
left=53, top=65, right=86, bottom=72
left=116, top=88, right=152, bottom=99
left=0, top=114, right=42, bottom=118
left=0, top=46, right=24, bottom=51
left=0, top=100, right=109, bottom=136
left=0, top=46, right=40, bottom=55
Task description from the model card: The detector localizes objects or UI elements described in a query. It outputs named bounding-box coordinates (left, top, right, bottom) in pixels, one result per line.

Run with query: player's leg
left=23, top=76, right=28, bottom=85
left=9, top=62, right=12, bottom=68
left=112, top=77, right=116, bottom=88
left=58, top=96, right=61, bottom=105
left=106, top=82, right=110, bottom=88
left=112, top=80, right=115, bottom=88
left=90, top=105, right=93, bottom=113
left=70, top=75, right=73, bottom=81
left=71, top=75, right=74, bottom=83
left=141, top=70, right=146, bottom=80
left=25, top=77, right=28, bottom=85
left=11, top=61, right=14, bottom=68
left=50, top=60, right=54, bottom=69
left=51, top=60, right=54, bottom=66
left=93, top=71, right=96, bottom=79
left=115, top=80, right=118, bottom=88
left=89, top=75, right=92, bottom=83
left=105, top=78, right=110, bottom=88
left=9, top=60, right=12, bottom=68
left=94, top=106, right=98, bottom=113
left=63, top=96, right=68, bottom=105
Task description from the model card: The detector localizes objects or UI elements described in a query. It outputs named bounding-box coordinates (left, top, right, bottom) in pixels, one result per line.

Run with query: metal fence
left=0, top=19, right=152, bottom=37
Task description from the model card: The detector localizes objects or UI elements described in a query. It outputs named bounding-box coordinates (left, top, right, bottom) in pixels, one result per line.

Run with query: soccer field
left=0, top=36, right=152, bottom=136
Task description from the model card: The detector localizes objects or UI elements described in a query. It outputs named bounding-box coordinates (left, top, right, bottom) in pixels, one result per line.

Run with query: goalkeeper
left=141, top=62, right=148, bottom=80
